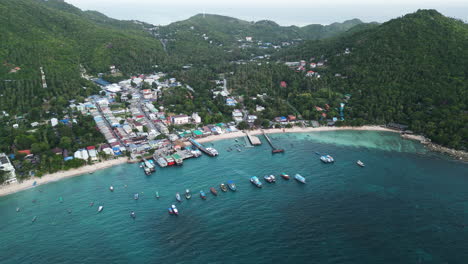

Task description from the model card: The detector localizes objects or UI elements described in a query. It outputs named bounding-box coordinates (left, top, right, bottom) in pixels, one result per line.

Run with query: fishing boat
left=220, top=183, right=228, bottom=192
left=185, top=189, right=192, bottom=199
left=357, top=160, right=365, bottom=167
left=200, top=190, right=207, bottom=200
left=176, top=192, right=182, bottom=202
left=89, top=202, right=94, bottom=207
left=237, top=148, right=241, bottom=152
left=16, top=207, right=20, bottom=212
left=227, top=180, right=237, bottom=191
left=294, top=174, right=306, bottom=184
left=130, top=211, right=136, bottom=219
left=171, top=205, right=179, bottom=215
left=32, top=216, right=37, bottom=222
left=210, top=187, right=218, bottom=196
left=320, top=155, right=334, bottom=163
left=280, top=173, right=290, bottom=180
left=98, top=206, right=104, bottom=212
left=58, top=197, right=63, bottom=203
left=109, top=186, right=114, bottom=192
left=134, top=193, right=139, bottom=200
left=168, top=207, right=174, bottom=215
left=250, top=176, right=262, bottom=188
left=155, top=191, right=160, bottom=199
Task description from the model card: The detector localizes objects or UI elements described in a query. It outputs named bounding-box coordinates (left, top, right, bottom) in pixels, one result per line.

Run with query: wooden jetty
left=263, top=132, right=284, bottom=154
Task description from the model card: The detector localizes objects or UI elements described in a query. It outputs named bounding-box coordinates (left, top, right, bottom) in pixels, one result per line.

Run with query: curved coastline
left=1, top=125, right=464, bottom=198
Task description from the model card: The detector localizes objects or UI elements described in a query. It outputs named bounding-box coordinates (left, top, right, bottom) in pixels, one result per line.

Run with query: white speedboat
left=357, top=160, right=365, bottom=167
left=171, top=204, right=179, bottom=215
left=98, top=206, right=104, bottom=212
left=109, top=186, right=114, bottom=192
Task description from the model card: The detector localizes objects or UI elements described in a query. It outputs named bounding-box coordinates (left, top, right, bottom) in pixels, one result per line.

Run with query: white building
left=74, top=149, right=89, bottom=160
left=51, top=118, right=58, bottom=127
left=232, top=109, right=243, bottom=122
left=0, top=153, right=16, bottom=184
left=192, top=113, right=202, bottom=124
left=171, top=115, right=189, bottom=125
left=245, top=36, right=253, bottom=42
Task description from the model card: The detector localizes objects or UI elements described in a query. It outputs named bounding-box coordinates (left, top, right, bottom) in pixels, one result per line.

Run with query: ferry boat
left=264, top=175, right=276, bottom=183
left=109, top=186, right=114, bottom=192
left=165, top=156, right=176, bottom=166
left=280, top=173, right=290, bottom=180
left=98, top=206, right=104, bottom=212
left=357, top=160, right=365, bottom=167
left=176, top=192, right=182, bottom=202
left=200, top=190, right=207, bottom=200
left=156, top=157, right=168, bottom=167
left=171, top=205, right=179, bottom=215
left=320, top=155, right=334, bottom=163
left=220, top=183, right=228, bottom=192
left=227, top=180, right=237, bottom=191
left=210, top=187, right=218, bottom=196
left=294, top=174, right=306, bottom=184
left=206, top=147, right=219, bottom=156
left=250, top=176, right=262, bottom=188
left=185, top=189, right=192, bottom=199
left=134, top=193, right=139, bottom=200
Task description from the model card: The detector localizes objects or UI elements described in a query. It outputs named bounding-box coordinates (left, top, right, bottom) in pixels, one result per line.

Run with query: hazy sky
left=66, top=0, right=468, bottom=26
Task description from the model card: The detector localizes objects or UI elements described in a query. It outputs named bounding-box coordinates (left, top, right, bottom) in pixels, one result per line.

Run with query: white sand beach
left=0, top=157, right=128, bottom=197
left=197, top=125, right=396, bottom=143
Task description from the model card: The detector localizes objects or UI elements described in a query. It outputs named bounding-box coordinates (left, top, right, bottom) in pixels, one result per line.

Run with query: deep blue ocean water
left=1, top=131, right=467, bottom=264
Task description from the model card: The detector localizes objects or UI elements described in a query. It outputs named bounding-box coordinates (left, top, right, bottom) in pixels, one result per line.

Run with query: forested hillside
left=280, top=10, right=468, bottom=149
left=0, top=0, right=166, bottom=116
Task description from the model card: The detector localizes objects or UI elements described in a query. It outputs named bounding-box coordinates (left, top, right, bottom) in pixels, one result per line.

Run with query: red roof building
left=18, top=150, right=31, bottom=155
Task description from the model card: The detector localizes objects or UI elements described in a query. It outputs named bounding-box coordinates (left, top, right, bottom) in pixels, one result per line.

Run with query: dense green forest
left=279, top=10, right=468, bottom=149
left=0, top=0, right=166, bottom=115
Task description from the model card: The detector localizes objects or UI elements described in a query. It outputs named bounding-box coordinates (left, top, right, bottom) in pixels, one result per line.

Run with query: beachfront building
left=171, top=115, right=189, bottom=125
left=0, top=153, right=16, bottom=184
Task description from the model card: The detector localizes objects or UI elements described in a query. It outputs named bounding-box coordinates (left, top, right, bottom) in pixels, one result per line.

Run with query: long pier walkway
left=263, top=132, right=284, bottom=153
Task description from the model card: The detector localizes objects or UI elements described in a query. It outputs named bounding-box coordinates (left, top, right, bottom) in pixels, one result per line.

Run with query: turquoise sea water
left=1, top=131, right=467, bottom=264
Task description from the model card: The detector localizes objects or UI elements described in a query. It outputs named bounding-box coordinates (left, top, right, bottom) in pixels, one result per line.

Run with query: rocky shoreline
left=401, top=133, right=468, bottom=162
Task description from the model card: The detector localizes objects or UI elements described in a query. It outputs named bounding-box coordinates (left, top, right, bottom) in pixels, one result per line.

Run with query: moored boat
left=294, top=174, right=306, bottom=184
left=210, top=187, right=218, bottom=196
left=264, top=175, right=276, bottom=183
left=357, top=160, right=365, bottom=167
left=32, top=216, right=37, bottom=222
left=134, top=193, right=139, bottom=200
left=156, top=157, right=168, bottom=168
left=130, top=211, right=136, bottom=219
left=165, top=156, right=176, bottom=166
left=200, top=190, right=207, bottom=200
left=176, top=192, right=182, bottom=202
left=185, top=189, right=192, bottom=199
left=227, top=180, right=237, bottom=191
left=171, top=205, right=179, bottom=215
left=109, top=186, right=114, bottom=192
left=220, top=183, right=228, bottom=192
left=320, top=155, right=334, bottom=163
left=280, top=173, right=290, bottom=180
left=250, top=176, right=262, bottom=188
left=168, top=207, right=174, bottom=214
left=155, top=191, right=160, bottom=199
left=206, top=147, right=219, bottom=156
left=98, top=206, right=104, bottom=212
